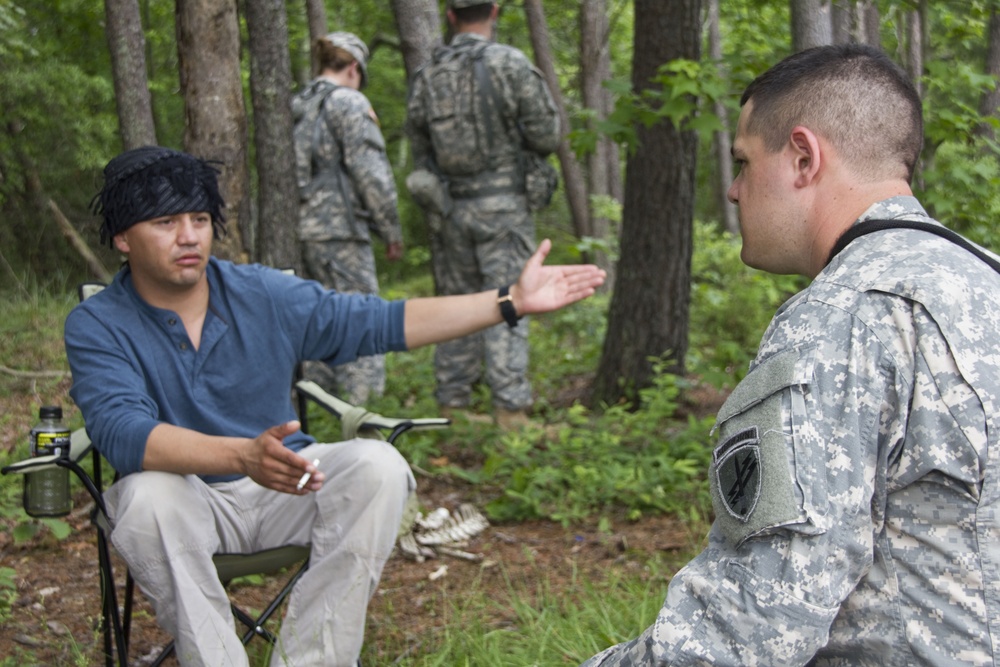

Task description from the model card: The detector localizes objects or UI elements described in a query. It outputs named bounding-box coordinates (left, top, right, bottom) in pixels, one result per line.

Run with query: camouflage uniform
left=584, top=196, right=1000, bottom=666
left=293, top=78, right=403, bottom=405
left=405, top=32, right=559, bottom=411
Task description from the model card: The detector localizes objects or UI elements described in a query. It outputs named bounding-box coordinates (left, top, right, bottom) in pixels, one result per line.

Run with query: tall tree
left=524, top=1, right=592, bottom=250
left=592, top=0, right=702, bottom=406
left=903, top=4, right=924, bottom=99
left=579, top=0, right=619, bottom=287
left=978, top=4, right=1000, bottom=141
left=176, top=0, right=250, bottom=262
left=104, top=0, right=157, bottom=149
left=245, top=0, right=299, bottom=270
left=708, top=0, right=738, bottom=235
left=831, top=0, right=853, bottom=44
left=390, top=0, right=441, bottom=79
left=860, top=0, right=880, bottom=46
left=791, top=0, right=833, bottom=52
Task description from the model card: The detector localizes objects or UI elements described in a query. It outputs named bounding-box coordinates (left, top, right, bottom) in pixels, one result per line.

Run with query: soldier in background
left=405, top=0, right=560, bottom=429
left=292, top=31, right=403, bottom=405
left=583, top=44, right=1000, bottom=665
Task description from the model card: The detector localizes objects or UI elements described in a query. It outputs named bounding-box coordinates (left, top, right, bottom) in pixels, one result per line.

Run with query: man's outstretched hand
left=511, top=239, right=606, bottom=316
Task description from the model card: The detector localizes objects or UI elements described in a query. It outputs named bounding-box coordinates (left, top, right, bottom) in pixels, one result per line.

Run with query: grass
left=0, top=224, right=794, bottom=664
left=360, top=553, right=696, bottom=666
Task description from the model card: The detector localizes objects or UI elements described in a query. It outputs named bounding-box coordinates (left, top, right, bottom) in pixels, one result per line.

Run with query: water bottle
left=23, top=405, right=72, bottom=517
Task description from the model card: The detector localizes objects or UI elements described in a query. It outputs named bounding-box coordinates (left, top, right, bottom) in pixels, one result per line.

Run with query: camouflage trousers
left=301, top=240, right=385, bottom=405
left=430, top=193, right=534, bottom=411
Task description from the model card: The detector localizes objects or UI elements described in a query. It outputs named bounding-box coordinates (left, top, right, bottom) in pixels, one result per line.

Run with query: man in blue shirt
left=66, top=145, right=604, bottom=667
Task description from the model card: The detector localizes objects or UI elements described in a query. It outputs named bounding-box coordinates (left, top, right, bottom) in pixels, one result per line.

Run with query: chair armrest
left=1, top=428, right=93, bottom=476
left=294, top=380, right=450, bottom=444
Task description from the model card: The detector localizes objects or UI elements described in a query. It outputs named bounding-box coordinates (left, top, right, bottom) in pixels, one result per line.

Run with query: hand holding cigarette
left=297, top=459, right=321, bottom=491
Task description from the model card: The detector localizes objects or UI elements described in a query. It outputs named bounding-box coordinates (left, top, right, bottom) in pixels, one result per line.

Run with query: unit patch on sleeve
left=709, top=348, right=806, bottom=546
left=714, top=426, right=762, bottom=522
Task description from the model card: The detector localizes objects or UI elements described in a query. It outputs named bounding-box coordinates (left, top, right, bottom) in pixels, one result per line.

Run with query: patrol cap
left=448, top=0, right=495, bottom=8
left=324, top=31, right=369, bottom=89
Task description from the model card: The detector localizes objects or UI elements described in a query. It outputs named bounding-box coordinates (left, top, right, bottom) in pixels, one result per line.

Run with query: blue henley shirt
left=64, top=258, right=407, bottom=483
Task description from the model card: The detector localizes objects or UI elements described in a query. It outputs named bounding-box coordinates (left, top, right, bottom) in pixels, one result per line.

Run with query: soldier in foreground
left=583, top=44, right=1000, bottom=666
left=405, top=0, right=560, bottom=429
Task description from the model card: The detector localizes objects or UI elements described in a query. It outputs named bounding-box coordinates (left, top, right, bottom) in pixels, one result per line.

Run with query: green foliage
left=688, top=222, right=804, bottom=388
left=478, top=365, right=715, bottom=526
left=0, top=1, right=120, bottom=292
left=916, top=139, right=1000, bottom=245
left=0, top=566, right=15, bottom=625
left=303, top=226, right=802, bottom=527
left=362, top=556, right=690, bottom=665
left=570, top=59, right=727, bottom=159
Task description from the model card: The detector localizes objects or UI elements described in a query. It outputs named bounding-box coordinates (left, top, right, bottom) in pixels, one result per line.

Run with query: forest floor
left=0, top=376, right=723, bottom=666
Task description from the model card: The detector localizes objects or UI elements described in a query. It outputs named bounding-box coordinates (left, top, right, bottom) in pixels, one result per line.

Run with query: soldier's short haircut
left=740, top=44, right=923, bottom=183
left=452, top=3, right=494, bottom=25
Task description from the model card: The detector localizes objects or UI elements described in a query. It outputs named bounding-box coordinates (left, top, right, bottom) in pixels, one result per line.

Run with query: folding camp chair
left=2, top=281, right=449, bottom=667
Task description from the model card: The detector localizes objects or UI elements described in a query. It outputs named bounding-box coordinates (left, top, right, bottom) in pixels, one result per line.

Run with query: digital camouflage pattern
left=429, top=193, right=534, bottom=410
left=293, top=78, right=402, bottom=404
left=300, top=241, right=385, bottom=405
left=293, top=79, right=402, bottom=245
left=405, top=33, right=559, bottom=410
left=584, top=196, right=1000, bottom=666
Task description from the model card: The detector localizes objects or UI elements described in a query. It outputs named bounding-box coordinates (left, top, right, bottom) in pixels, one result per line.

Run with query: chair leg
left=97, top=527, right=129, bottom=667
left=123, top=571, right=135, bottom=649
left=235, top=559, right=310, bottom=646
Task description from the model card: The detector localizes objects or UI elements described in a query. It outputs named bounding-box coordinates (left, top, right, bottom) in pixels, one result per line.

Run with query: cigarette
left=296, top=459, right=321, bottom=491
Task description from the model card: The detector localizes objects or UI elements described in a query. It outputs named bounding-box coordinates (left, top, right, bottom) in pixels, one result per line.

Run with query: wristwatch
left=497, top=285, right=520, bottom=328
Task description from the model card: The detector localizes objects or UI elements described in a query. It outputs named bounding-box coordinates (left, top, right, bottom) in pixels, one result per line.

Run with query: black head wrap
left=91, top=146, right=227, bottom=248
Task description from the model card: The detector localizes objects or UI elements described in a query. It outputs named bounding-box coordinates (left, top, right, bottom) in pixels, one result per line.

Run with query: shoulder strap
left=312, top=83, right=362, bottom=237
left=471, top=42, right=504, bottom=150
left=827, top=218, right=1000, bottom=274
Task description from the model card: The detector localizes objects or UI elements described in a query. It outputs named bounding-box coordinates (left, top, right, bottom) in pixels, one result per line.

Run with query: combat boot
left=495, top=407, right=531, bottom=431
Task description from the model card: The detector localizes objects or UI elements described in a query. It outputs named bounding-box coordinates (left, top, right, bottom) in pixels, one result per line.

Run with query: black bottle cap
left=39, top=405, right=63, bottom=420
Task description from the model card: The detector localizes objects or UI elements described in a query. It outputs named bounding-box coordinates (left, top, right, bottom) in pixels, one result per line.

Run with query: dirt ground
left=0, top=475, right=699, bottom=666
left=0, top=378, right=721, bottom=666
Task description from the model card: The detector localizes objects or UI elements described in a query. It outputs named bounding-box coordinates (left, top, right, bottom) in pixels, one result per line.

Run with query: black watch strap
left=497, top=285, right=520, bottom=328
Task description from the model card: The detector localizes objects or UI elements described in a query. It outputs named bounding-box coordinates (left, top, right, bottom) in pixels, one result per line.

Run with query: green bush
left=688, top=221, right=804, bottom=388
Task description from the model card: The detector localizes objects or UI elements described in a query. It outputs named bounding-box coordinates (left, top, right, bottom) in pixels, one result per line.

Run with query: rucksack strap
left=827, top=218, right=1000, bottom=274
left=312, top=83, right=364, bottom=239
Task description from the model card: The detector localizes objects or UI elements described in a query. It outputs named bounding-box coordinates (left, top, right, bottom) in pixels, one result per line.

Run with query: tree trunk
left=791, top=0, right=832, bottom=52
left=244, top=0, right=300, bottom=271
left=305, top=0, right=327, bottom=77
left=49, top=200, right=112, bottom=282
left=579, top=0, right=618, bottom=290
left=390, top=0, right=441, bottom=79
left=904, top=6, right=923, bottom=99
left=978, top=5, right=1000, bottom=141
left=708, top=0, right=738, bottom=236
left=104, top=0, right=157, bottom=149
left=859, top=0, right=880, bottom=46
left=831, top=0, right=852, bottom=44
left=176, top=0, right=250, bottom=263
left=523, top=0, right=592, bottom=253
left=592, top=0, right=701, bottom=407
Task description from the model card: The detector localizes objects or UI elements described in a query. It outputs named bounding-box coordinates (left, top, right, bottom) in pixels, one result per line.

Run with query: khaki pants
left=105, top=439, right=414, bottom=667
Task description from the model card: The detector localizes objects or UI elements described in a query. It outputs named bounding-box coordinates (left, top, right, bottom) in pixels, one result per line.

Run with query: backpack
left=419, top=41, right=495, bottom=176
left=292, top=81, right=361, bottom=234
left=417, top=41, right=560, bottom=209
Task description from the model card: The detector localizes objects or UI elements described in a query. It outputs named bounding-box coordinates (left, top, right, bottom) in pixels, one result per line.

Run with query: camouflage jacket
left=292, top=78, right=402, bottom=245
left=405, top=33, right=559, bottom=199
left=584, top=196, right=1000, bottom=666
